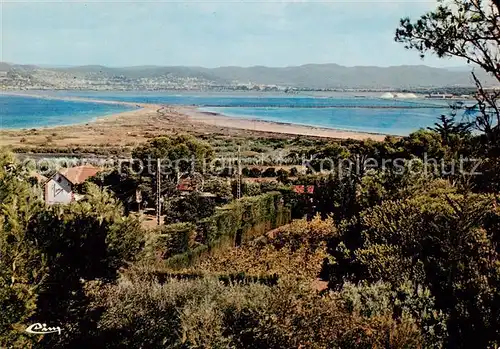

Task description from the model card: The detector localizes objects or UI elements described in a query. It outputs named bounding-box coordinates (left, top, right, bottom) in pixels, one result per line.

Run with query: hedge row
left=145, top=222, right=196, bottom=260
left=149, top=192, right=291, bottom=269
left=136, top=270, right=279, bottom=286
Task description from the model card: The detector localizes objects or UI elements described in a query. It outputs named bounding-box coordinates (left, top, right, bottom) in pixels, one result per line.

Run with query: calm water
left=201, top=107, right=444, bottom=136
left=0, top=95, right=136, bottom=129
left=44, top=90, right=447, bottom=108
left=0, top=92, right=460, bottom=135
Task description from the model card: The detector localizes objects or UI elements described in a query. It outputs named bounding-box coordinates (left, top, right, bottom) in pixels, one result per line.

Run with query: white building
left=380, top=92, right=419, bottom=99
left=380, top=92, right=395, bottom=99
left=44, top=165, right=100, bottom=205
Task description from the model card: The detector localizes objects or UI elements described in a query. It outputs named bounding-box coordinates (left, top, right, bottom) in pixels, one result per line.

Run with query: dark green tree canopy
left=132, top=134, right=214, bottom=176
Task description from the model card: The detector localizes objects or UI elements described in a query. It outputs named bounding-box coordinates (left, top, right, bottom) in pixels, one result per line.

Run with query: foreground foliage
left=85, top=276, right=427, bottom=349
left=195, top=215, right=335, bottom=281
left=323, top=189, right=500, bottom=348
left=0, top=154, right=145, bottom=348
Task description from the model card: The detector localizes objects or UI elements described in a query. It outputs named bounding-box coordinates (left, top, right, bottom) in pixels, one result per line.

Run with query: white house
left=44, top=165, right=100, bottom=205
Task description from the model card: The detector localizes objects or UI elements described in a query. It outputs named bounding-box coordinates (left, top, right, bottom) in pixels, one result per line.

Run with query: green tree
left=163, top=192, right=216, bottom=224
left=204, top=178, right=233, bottom=200
left=102, top=135, right=215, bottom=210
left=395, top=0, right=499, bottom=138
left=312, top=173, right=359, bottom=221
left=276, top=169, right=290, bottom=183
left=0, top=171, right=146, bottom=348
left=323, top=191, right=500, bottom=348
left=0, top=151, right=45, bottom=348
left=428, top=105, right=472, bottom=146
left=402, top=129, right=447, bottom=159
left=23, top=184, right=144, bottom=347
left=132, top=134, right=214, bottom=178
left=88, top=166, right=146, bottom=213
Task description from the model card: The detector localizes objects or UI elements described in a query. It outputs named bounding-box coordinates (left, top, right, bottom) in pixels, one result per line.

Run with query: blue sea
left=0, top=91, right=463, bottom=135
left=200, top=106, right=445, bottom=136
left=0, top=95, right=137, bottom=129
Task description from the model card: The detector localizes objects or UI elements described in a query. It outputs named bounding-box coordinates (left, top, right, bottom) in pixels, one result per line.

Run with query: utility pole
left=136, top=188, right=142, bottom=213
left=156, top=158, right=161, bottom=226
left=237, top=146, right=242, bottom=199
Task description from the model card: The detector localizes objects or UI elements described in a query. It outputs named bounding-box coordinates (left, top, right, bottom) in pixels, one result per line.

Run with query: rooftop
left=292, top=185, right=315, bottom=194
left=58, top=165, right=101, bottom=185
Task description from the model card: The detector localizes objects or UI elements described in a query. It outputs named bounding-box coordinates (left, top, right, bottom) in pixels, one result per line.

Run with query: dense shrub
left=195, top=215, right=336, bottom=281
left=244, top=167, right=262, bottom=178
left=0, top=153, right=146, bottom=348
left=262, top=167, right=277, bottom=177
left=144, top=222, right=197, bottom=260
left=163, top=192, right=217, bottom=224
left=323, top=192, right=500, bottom=348
left=85, top=276, right=426, bottom=349
left=276, top=168, right=290, bottom=183
left=162, top=192, right=291, bottom=269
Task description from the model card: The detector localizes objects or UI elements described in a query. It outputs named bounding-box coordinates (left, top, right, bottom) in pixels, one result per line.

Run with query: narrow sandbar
left=0, top=92, right=390, bottom=150
left=179, top=106, right=388, bottom=141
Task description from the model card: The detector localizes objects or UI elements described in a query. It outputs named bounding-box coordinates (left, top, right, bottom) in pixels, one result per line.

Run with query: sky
left=0, top=0, right=466, bottom=68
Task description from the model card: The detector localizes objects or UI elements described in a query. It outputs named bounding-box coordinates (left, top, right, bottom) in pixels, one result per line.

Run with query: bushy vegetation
left=1, top=1, right=499, bottom=346
left=0, top=154, right=145, bottom=348
left=151, top=191, right=292, bottom=269
left=322, top=189, right=500, bottom=348
left=84, top=276, right=428, bottom=349
left=163, top=192, right=217, bottom=224
left=91, top=134, right=215, bottom=212
left=194, top=215, right=335, bottom=281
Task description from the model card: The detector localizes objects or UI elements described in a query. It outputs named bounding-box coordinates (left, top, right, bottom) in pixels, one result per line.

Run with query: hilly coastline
left=0, top=62, right=497, bottom=91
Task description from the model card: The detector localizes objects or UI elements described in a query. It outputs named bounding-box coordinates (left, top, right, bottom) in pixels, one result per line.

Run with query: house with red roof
left=292, top=185, right=315, bottom=195
left=44, top=165, right=101, bottom=204
left=177, top=177, right=197, bottom=193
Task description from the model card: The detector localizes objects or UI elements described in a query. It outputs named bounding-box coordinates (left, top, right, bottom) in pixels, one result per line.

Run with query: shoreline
left=179, top=106, right=389, bottom=141
left=0, top=90, right=152, bottom=108
left=1, top=91, right=389, bottom=141
left=195, top=108, right=390, bottom=136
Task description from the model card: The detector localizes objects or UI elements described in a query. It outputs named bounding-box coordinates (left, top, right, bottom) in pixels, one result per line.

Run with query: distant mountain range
left=0, top=62, right=497, bottom=90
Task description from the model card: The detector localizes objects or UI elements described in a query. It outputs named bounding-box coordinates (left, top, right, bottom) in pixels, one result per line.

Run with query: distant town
left=1, top=62, right=498, bottom=98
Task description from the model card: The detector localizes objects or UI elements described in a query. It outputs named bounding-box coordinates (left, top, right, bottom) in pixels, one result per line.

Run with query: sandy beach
left=0, top=93, right=388, bottom=151
left=180, top=106, right=387, bottom=141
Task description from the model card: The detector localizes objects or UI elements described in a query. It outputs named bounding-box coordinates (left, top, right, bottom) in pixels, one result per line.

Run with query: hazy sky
left=1, top=0, right=465, bottom=68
